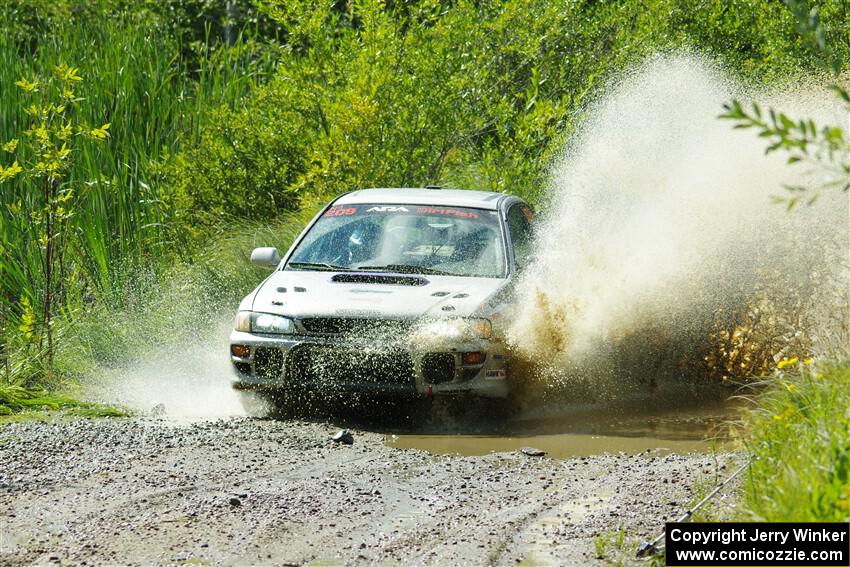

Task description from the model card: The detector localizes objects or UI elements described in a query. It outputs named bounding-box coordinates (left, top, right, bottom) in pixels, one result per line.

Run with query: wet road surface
left=0, top=403, right=742, bottom=566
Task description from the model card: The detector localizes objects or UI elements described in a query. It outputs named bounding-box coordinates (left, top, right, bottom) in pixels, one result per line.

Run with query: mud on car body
left=229, top=187, right=533, bottom=409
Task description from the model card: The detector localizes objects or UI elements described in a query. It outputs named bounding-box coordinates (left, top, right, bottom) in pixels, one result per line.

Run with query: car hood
left=243, top=270, right=506, bottom=319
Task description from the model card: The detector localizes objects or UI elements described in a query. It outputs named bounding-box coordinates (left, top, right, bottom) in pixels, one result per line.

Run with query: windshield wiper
left=355, top=264, right=456, bottom=276
left=286, top=261, right=352, bottom=272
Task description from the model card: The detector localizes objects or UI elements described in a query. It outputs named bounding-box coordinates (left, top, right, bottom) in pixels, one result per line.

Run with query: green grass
left=0, top=381, right=129, bottom=418
left=56, top=214, right=312, bottom=371
left=591, top=527, right=634, bottom=566
left=741, top=355, right=850, bottom=521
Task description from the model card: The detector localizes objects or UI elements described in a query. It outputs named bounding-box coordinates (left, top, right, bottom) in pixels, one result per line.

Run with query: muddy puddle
left=385, top=397, right=742, bottom=459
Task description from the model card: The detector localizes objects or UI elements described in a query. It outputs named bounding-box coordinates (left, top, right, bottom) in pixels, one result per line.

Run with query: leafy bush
left=170, top=0, right=843, bottom=218
left=166, top=83, right=313, bottom=226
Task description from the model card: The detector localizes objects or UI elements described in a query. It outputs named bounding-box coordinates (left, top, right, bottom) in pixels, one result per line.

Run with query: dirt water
left=385, top=403, right=740, bottom=459
left=385, top=397, right=739, bottom=459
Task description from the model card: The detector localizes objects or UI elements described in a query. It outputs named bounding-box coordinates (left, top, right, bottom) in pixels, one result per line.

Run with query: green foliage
left=0, top=381, right=128, bottom=417
left=0, top=0, right=281, bottom=49
left=721, top=0, right=850, bottom=208
left=1, top=64, right=111, bottom=374
left=783, top=0, right=849, bottom=75
left=0, top=9, right=278, bottom=291
left=0, top=11, right=278, bottom=389
left=742, top=358, right=850, bottom=521
left=166, top=86, right=311, bottom=226
left=173, top=0, right=842, bottom=218
left=720, top=98, right=849, bottom=208
left=0, top=0, right=121, bottom=48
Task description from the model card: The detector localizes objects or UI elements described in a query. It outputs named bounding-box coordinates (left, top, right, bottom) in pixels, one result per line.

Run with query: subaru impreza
left=230, top=187, right=533, bottom=411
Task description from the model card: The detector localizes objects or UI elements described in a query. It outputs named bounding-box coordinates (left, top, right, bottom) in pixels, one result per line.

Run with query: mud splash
left=507, top=55, right=848, bottom=399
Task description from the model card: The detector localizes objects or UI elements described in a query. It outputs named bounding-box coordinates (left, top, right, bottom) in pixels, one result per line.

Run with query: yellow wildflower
left=15, top=77, right=39, bottom=92
left=838, top=487, right=850, bottom=510
left=773, top=407, right=795, bottom=421
left=776, top=357, right=799, bottom=369
left=57, top=123, right=73, bottom=141
left=18, top=296, right=36, bottom=339
left=54, top=64, right=82, bottom=83
left=89, top=123, right=111, bottom=140
left=803, top=358, right=813, bottom=365
left=0, top=161, right=23, bottom=182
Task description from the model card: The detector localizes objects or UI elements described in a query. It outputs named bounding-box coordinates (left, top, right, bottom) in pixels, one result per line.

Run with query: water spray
left=507, top=55, right=848, bottom=400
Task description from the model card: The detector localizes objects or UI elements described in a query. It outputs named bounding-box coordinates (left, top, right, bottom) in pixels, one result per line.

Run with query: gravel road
left=0, top=416, right=738, bottom=566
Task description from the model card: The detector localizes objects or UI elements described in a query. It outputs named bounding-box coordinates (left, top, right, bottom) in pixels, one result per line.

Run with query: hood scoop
left=331, top=273, right=429, bottom=286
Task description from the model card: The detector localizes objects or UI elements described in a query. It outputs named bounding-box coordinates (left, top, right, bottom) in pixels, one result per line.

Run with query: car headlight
left=234, top=311, right=297, bottom=334
left=234, top=311, right=252, bottom=332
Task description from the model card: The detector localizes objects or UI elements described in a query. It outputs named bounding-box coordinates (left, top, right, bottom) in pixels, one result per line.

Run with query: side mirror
left=251, top=247, right=281, bottom=270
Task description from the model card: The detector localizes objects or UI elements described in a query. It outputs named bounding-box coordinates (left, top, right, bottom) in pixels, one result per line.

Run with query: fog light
left=462, top=351, right=486, bottom=365
left=231, top=344, right=250, bottom=358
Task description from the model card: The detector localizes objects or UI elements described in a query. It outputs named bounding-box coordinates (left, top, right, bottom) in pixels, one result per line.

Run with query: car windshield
left=287, top=204, right=506, bottom=277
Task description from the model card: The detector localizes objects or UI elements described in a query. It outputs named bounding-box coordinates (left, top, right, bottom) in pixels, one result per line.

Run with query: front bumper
left=229, top=330, right=509, bottom=399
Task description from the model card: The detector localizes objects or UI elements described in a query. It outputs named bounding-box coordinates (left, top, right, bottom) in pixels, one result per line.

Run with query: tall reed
left=0, top=15, right=277, bottom=385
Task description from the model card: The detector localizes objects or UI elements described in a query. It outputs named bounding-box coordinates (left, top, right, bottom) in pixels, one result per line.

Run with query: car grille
left=286, top=345, right=415, bottom=385
left=421, top=352, right=455, bottom=384
left=299, top=318, right=416, bottom=337
left=254, top=348, right=285, bottom=380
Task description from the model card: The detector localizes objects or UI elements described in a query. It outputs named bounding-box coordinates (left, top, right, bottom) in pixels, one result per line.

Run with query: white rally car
left=230, top=187, right=534, bottom=410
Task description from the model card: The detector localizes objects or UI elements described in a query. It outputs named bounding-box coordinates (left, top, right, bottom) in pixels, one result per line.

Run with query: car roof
left=333, top=188, right=511, bottom=211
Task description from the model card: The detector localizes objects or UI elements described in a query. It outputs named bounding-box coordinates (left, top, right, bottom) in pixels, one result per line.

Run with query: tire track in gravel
left=0, top=418, right=739, bottom=566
